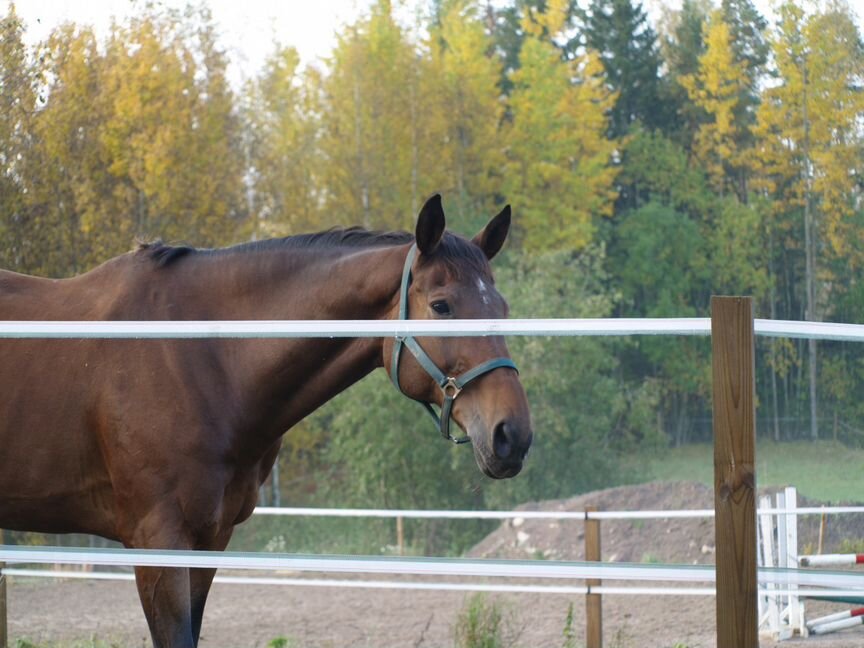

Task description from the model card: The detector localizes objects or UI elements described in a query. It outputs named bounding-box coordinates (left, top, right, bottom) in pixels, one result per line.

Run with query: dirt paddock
left=7, top=574, right=864, bottom=647
left=7, top=481, right=864, bottom=647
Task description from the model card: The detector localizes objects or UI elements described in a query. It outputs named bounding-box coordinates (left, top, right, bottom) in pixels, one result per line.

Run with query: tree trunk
left=353, top=76, right=370, bottom=228
left=769, top=229, right=781, bottom=442
left=802, top=61, right=818, bottom=441
left=409, top=68, right=418, bottom=218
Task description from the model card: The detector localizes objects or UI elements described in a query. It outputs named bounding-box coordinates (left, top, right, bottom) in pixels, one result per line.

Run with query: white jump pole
left=799, top=554, right=864, bottom=568
left=808, top=607, right=864, bottom=635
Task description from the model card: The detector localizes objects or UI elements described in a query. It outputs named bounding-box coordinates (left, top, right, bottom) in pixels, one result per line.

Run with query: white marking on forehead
left=476, top=278, right=490, bottom=304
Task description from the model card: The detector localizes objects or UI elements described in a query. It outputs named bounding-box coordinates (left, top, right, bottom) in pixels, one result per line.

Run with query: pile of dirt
left=468, top=481, right=864, bottom=564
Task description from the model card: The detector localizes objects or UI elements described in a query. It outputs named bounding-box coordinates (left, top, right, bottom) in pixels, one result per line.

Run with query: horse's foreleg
left=134, top=564, right=195, bottom=648
left=189, top=567, right=217, bottom=646
left=189, top=528, right=233, bottom=646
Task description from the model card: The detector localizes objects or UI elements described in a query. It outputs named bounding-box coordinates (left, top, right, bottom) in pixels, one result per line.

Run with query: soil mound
left=468, top=480, right=864, bottom=564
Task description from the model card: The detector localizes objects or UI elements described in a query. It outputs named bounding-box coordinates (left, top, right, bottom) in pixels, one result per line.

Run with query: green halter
left=390, top=243, right=518, bottom=444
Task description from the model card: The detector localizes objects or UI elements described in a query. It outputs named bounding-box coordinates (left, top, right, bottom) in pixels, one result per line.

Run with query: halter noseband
left=390, top=243, right=518, bottom=444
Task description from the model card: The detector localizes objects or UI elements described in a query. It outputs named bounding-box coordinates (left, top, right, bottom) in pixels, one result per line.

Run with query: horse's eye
left=431, top=301, right=452, bottom=316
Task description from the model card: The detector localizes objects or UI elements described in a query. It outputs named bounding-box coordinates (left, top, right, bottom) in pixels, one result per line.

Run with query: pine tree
left=658, top=0, right=710, bottom=146
left=243, top=45, right=322, bottom=236
left=426, top=0, right=505, bottom=225
left=318, top=0, right=420, bottom=230
left=752, top=0, right=864, bottom=439
left=19, top=7, right=245, bottom=273
left=581, top=0, right=667, bottom=137
left=485, top=0, right=577, bottom=95
left=0, top=3, right=37, bottom=271
left=504, top=0, right=619, bottom=251
left=679, top=11, right=749, bottom=199
left=97, top=8, right=244, bottom=252
left=720, top=0, right=769, bottom=96
left=19, top=23, right=106, bottom=275
left=184, top=9, right=245, bottom=244
left=719, top=0, right=768, bottom=191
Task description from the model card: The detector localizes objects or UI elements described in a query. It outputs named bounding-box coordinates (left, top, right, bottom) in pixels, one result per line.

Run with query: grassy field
left=637, top=440, right=864, bottom=503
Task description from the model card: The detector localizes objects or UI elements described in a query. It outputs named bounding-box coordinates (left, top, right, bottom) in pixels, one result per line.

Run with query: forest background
left=2, top=0, right=864, bottom=554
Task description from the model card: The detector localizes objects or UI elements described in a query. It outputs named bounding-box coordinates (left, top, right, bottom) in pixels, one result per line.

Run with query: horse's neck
left=189, top=245, right=403, bottom=320
left=199, top=244, right=409, bottom=455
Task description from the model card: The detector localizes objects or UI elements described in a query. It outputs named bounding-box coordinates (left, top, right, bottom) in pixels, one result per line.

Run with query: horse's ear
left=415, top=194, right=445, bottom=255
left=472, top=205, right=511, bottom=261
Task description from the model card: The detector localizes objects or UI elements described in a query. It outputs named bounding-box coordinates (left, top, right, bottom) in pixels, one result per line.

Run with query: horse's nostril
left=493, top=421, right=513, bottom=459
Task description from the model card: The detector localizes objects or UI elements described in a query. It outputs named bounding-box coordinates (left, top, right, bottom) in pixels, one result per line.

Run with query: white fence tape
left=0, top=546, right=712, bottom=580
left=251, top=506, right=721, bottom=520
left=0, top=318, right=710, bottom=338
left=252, top=505, right=864, bottom=520
left=0, top=569, right=702, bottom=596
left=1, top=318, right=863, bottom=341
left=2, top=546, right=864, bottom=591
left=5, top=568, right=864, bottom=601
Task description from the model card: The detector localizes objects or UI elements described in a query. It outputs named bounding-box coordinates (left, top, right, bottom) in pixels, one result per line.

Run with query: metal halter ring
left=442, top=378, right=462, bottom=399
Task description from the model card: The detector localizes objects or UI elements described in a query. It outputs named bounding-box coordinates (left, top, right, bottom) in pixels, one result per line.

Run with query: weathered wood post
left=711, top=296, right=758, bottom=648
left=396, top=516, right=404, bottom=556
left=585, top=505, right=602, bottom=648
left=0, top=560, right=7, bottom=648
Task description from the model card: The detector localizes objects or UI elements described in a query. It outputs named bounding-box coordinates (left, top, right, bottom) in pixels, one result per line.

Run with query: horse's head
left=385, top=195, right=533, bottom=479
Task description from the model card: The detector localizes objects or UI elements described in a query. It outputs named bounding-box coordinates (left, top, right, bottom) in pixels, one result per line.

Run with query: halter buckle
left=442, top=377, right=462, bottom=399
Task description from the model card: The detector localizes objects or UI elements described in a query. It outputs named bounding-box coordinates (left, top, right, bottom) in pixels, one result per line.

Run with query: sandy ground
left=7, top=480, right=864, bottom=647
left=7, top=572, right=864, bottom=647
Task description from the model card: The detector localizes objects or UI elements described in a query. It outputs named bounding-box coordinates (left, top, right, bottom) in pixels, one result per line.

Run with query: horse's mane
left=137, top=228, right=411, bottom=268
left=136, top=227, right=490, bottom=276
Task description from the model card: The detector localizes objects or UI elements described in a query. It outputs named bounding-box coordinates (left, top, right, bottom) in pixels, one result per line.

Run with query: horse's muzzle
left=475, top=417, right=532, bottom=479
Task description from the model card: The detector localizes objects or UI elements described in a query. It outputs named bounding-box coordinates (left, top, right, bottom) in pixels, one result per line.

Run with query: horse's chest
left=220, top=448, right=280, bottom=529
left=220, top=470, right=266, bottom=529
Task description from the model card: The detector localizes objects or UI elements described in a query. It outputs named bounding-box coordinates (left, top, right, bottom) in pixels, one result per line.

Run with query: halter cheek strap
left=390, top=243, right=518, bottom=444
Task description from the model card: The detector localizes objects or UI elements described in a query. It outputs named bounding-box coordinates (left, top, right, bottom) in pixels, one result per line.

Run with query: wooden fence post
left=396, top=516, right=404, bottom=556
left=0, top=560, right=7, bottom=648
left=585, top=505, right=602, bottom=648
left=711, top=296, right=758, bottom=648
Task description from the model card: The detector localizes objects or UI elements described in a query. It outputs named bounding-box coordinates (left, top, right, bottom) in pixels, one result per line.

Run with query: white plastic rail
left=0, top=318, right=863, bottom=341
left=252, top=505, right=864, bottom=520
left=3, top=568, right=862, bottom=600
left=0, top=317, right=709, bottom=338
left=2, top=546, right=864, bottom=591
left=6, top=568, right=864, bottom=601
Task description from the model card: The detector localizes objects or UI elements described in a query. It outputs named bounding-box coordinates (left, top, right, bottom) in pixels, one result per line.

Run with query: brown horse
left=0, top=195, right=532, bottom=647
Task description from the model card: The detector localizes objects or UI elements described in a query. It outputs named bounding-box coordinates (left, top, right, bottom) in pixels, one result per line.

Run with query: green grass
left=265, top=638, right=300, bottom=648
left=452, top=593, right=522, bottom=648
left=638, top=439, right=864, bottom=503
